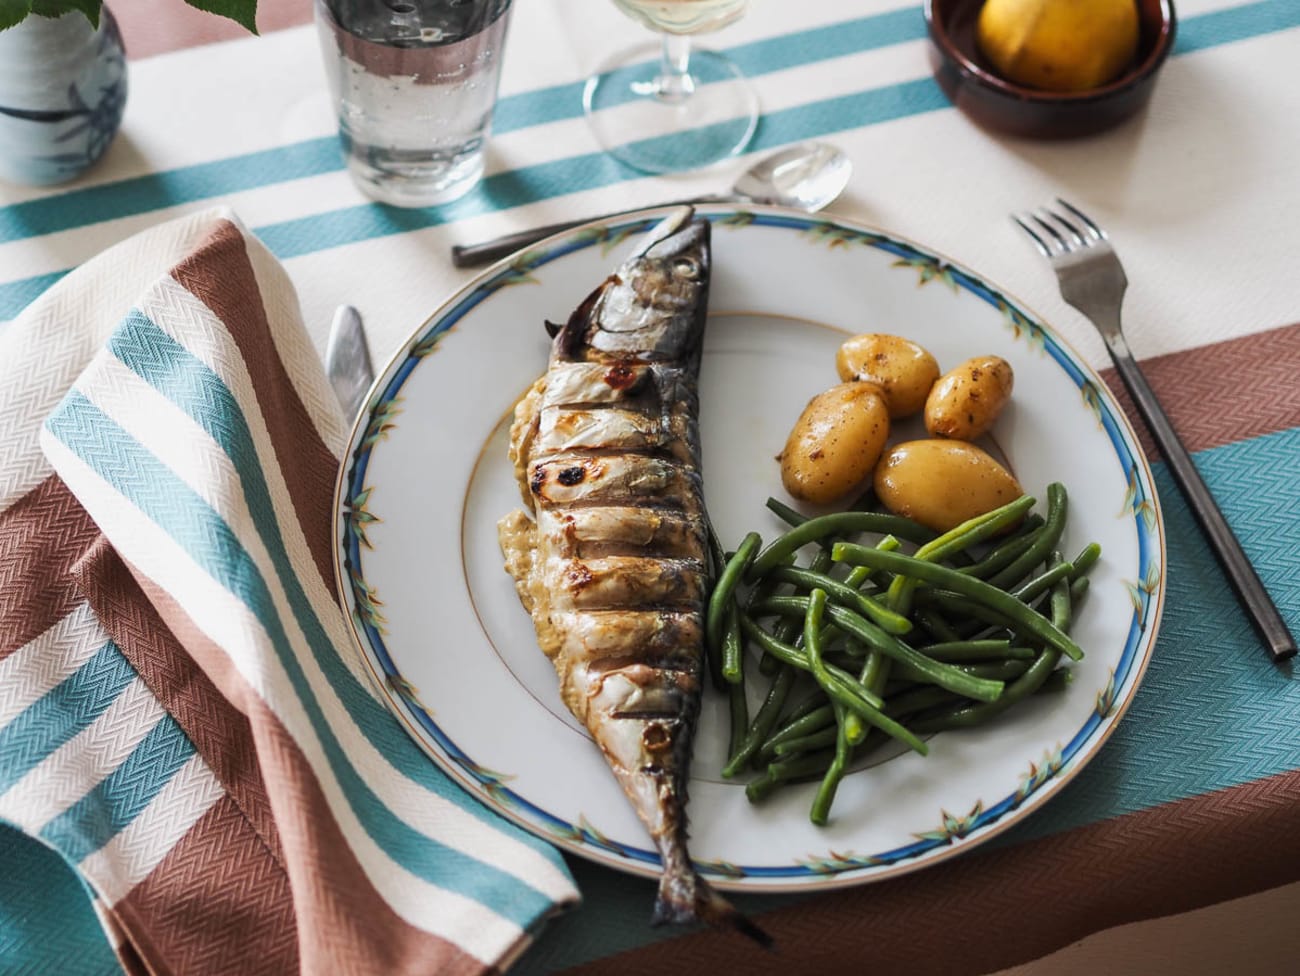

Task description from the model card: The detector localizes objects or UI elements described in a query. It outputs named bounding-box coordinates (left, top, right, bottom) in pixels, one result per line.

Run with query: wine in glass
left=584, top=0, right=759, bottom=174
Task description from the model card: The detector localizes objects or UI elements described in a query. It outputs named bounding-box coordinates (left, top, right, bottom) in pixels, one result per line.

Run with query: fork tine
left=1011, top=214, right=1053, bottom=256
left=1055, top=198, right=1107, bottom=241
left=1030, top=212, right=1071, bottom=251
left=1036, top=208, right=1089, bottom=250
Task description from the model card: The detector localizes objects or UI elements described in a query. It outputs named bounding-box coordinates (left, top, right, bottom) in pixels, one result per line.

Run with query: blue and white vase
left=0, top=7, right=127, bottom=186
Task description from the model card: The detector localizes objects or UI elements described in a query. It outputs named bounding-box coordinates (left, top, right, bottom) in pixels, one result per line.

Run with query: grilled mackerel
left=498, top=208, right=767, bottom=944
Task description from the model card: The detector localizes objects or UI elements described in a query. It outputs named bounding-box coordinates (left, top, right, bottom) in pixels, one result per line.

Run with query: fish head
left=556, top=208, right=711, bottom=363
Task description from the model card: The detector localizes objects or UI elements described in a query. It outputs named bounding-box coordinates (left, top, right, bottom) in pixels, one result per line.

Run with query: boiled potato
left=835, top=333, right=940, bottom=418
left=874, top=439, right=1023, bottom=532
left=781, top=382, right=890, bottom=505
left=924, top=355, right=1015, bottom=440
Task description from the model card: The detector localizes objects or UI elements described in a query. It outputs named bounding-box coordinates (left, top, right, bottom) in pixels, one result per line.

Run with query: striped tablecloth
left=2, top=1, right=1299, bottom=974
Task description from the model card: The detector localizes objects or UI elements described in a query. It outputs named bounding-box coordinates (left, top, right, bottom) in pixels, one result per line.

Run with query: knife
left=325, top=304, right=374, bottom=422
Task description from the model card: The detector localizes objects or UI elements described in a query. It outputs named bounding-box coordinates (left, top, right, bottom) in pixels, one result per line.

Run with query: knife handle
left=449, top=194, right=728, bottom=269
left=451, top=218, right=595, bottom=268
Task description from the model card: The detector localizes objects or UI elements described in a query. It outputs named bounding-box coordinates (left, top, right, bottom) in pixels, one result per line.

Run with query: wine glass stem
left=655, top=32, right=696, bottom=103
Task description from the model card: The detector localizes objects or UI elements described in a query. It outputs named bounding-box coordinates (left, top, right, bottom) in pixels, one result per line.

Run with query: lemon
left=976, top=0, right=1140, bottom=93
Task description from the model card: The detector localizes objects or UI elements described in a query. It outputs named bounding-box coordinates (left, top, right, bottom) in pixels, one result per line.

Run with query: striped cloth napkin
left=0, top=207, right=578, bottom=975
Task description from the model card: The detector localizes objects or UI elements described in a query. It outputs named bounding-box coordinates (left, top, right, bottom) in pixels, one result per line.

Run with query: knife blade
left=325, top=304, right=374, bottom=422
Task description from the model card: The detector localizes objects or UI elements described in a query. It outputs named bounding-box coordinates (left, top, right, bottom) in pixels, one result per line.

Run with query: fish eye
left=672, top=257, right=699, bottom=279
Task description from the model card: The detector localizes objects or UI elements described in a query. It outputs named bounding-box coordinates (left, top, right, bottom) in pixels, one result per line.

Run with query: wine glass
left=584, top=0, right=759, bottom=174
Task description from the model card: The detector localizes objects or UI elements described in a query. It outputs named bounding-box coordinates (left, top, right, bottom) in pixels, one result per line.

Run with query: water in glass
left=316, top=0, right=513, bottom=207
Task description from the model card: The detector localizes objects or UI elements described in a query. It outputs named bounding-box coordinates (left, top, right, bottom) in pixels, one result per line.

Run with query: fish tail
left=652, top=848, right=774, bottom=949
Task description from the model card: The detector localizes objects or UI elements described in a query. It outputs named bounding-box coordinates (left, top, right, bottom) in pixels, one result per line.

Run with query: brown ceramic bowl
left=924, top=0, right=1177, bottom=138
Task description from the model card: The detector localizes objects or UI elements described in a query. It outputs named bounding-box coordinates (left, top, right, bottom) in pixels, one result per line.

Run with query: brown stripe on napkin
left=112, top=794, right=300, bottom=976
left=71, top=536, right=284, bottom=867
left=168, top=219, right=340, bottom=594
left=568, top=766, right=1300, bottom=976
left=0, top=474, right=102, bottom=658
left=1103, top=320, right=1300, bottom=461
left=121, top=564, right=485, bottom=975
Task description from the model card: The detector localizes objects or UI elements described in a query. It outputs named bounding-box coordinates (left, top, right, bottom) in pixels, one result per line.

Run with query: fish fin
left=651, top=860, right=774, bottom=949
left=551, top=275, right=616, bottom=358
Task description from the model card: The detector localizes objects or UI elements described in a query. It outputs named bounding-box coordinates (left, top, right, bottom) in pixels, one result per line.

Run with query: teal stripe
left=0, top=822, right=120, bottom=976
left=1, top=270, right=67, bottom=319
left=0, top=0, right=1294, bottom=276
left=0, top=139, right=341, bottom=246
left=0, top=642, right=134, bottom=796
left=43, top=385, right=559, bottom=926
left=1174, top=0, right=1300, bottom=52
left=39, top=712, right=195, bottom=863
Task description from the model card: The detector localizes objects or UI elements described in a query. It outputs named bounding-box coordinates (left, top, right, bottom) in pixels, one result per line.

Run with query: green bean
left=915, top=606, right=962, bottom=643
left=723, top=664, right=796, bottom=777
left=706, top=531, right=761, bottom=680
left=761, top=703, right=835, bottom=759
left=754, top=595, right=1007, bottom=703
left=723, top=606, right=748, bottom=756
left=745, top=576, right=786, bottom=677
left=767, top=565, right=913, bottom=635
left=1070, top=575, right=1090, bottom=603
left=1011, top=559, right=1076, bottom=604
left=800, top=584, right=883, bottom=758
left=726, top=676, right=749, bottom=760
left=746, top=750, right=837, bottom=803
left=761, top=544, right=829, bottom=671
left=831, top=544, right=1085, bottom=662
left=1069, top=542, right=1102, bottom=579
left=787, top=689, right=834, bottom=723
left=721, top=604, right=746, bottom=687
left=748, top=510, right=940, bottom=580
left=985, top=482, right=1069, bottom=591
left=959, top=515, right=1046, bottom=580
left=773, top=726, right=837, bottom=757
left=884, top=683, right=966, bottom=718
left=919, top=640, right=1036, bottom=662
left=914, top=589, right=1021, bottom=633
left=843, top=649, right=891, bottom=743
left=737, top=611, right=888, bottom=712
left=891, top=657, right=1031, bottom=686
left=1049, top=552, right=1073, bottom=633
left=704, top=525, right=730, bottom=692
left=909, top=553, right=1074, bottom=732
left=805, top=590, right=841, bottom=712
left=887, top=494, right=1038, bottom=611
left=741, top=609, right=927, bottom=754
left=1041, top=668, right=1073, bottom=693
left=765, top=496, right=808, bottom=528
left=811, top=702, right=854, bottom=826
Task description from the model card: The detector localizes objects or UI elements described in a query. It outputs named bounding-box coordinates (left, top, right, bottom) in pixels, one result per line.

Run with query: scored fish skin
left=498, top=209, right=769, bottom=946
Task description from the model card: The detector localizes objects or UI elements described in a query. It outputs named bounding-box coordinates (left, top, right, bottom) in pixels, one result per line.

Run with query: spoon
left=449, top=142, right=852, bottom=269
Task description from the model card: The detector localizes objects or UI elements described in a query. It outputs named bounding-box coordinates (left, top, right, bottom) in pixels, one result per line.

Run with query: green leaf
left=29, top=0, right=98, bottom=25
left=186, top=0, right=258, bottom=34
left=0, top=0, right=34, bottom=32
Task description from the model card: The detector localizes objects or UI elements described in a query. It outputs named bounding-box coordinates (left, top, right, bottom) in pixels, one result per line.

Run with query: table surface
left=2, top=1, right=1299, bottom=973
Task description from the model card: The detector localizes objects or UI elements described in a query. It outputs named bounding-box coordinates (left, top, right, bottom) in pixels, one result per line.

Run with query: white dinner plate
left=332, top=206, right=1164, bottom=891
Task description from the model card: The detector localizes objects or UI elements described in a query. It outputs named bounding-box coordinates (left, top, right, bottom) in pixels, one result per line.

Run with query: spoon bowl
left=450, top=142, right=851, bottom=268
left=731, top=142, right=852, bottom=211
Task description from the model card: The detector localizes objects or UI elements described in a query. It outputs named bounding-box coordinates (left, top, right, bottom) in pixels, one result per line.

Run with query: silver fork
left=1013, top=200, right=1296, bottom=664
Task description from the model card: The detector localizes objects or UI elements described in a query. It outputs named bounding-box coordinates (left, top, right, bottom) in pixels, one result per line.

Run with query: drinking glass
left=315, top=0, right=513, bottom=207
left=584, top=0, right=758, bottom=174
